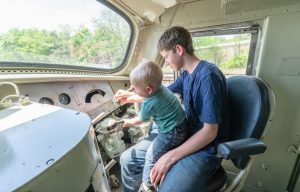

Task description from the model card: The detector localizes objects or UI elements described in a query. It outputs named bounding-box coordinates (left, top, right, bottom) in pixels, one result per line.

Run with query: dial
left=59, top=93, right=71, bottom=105
left=39, top=97, right=54, bottom=105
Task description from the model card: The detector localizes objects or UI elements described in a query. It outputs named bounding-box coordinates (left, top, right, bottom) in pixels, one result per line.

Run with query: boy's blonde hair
left=130, top=61, right=163, bottom=92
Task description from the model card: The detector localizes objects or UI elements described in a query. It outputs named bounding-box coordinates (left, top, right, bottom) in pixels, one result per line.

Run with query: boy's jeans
left=142, top=120, right=188, bottom=187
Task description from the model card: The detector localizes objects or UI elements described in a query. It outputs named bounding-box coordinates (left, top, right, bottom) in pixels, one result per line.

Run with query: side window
left=0, top=0, right=132, bottom=70
left=192, top=26, right=258, bottom=76
left=161, top=61, right=175, bottom=86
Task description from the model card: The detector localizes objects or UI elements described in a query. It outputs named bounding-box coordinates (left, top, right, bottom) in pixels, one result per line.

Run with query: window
left=161, top=62, right=176, bottom=86
left=192, top=25, right=258, bottom=76
left=0, top=0, right=132, bottom=70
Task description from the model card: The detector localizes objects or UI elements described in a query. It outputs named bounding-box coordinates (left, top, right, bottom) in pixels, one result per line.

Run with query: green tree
left=193, top=36, right=227, bottom=65
left=0, top=6, right=131, bottom=68
left=221, top=54, right=248, bottom=69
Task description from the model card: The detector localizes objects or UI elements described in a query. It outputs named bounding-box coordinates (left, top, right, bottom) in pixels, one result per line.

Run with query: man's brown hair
left=157, top=26, right=194, bottom=55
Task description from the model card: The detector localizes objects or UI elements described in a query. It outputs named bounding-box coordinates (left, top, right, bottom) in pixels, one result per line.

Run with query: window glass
left=161, top=62, right=175, bottom=86
left=0, top=0, right=131, bottom=69
left=193, top=34, right=251, bottom=75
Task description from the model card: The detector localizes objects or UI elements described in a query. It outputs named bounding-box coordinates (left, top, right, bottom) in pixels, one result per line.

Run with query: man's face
left=160, top=48, right=183, bottom=71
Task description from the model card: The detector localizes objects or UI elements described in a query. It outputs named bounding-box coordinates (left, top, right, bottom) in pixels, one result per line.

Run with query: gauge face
left=39, top=97, right=54, bottom=105
left=59, top=93, right=71, bottom=105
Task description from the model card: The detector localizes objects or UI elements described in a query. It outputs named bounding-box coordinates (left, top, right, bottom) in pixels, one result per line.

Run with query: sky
left=0, top=0, right=106, bottom=33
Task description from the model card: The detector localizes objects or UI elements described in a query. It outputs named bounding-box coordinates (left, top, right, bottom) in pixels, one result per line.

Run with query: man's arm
left=150, top=123, right=218, bottom=186
left=167, top=73, right=184, bottom=94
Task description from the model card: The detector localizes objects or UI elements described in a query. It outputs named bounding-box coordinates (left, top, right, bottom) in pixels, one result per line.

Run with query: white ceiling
left=114, top=0, right=177, bottom=22
left=113, top=0, right=300, bottom=23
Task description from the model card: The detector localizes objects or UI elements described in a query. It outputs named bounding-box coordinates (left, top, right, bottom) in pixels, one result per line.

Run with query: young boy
left=121, top=61, right=188, bottom=191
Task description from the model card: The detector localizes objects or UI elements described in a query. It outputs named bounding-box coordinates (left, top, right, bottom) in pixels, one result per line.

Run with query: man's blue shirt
left=168, top=60, right=230, bottom=147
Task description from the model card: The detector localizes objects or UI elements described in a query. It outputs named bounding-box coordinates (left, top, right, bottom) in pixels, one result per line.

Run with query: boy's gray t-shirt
left=139, top=85, right=186, bottom=133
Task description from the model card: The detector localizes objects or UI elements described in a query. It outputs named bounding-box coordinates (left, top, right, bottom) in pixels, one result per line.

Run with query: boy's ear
left=175, top=44, right=184, bottom=56
left=146, top=86, right=153, bottom=95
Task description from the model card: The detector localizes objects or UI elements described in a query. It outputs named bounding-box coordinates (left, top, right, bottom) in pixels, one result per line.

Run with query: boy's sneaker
left=138, top=183, right=156, bottom=192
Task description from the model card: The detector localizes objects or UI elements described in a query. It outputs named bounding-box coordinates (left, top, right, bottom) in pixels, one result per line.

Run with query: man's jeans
left=120, top=124, right=221, bottom=192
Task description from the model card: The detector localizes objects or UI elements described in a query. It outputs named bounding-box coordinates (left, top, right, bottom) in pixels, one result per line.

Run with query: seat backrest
left=227, top=76, right=272, bottom=169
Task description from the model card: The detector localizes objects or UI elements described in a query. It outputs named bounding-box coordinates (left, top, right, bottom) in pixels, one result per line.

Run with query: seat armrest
left=217, top=138, right=266, bottom=159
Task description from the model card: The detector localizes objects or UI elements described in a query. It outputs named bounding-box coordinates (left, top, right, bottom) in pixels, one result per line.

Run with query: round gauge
left=59, top=93, right=71, bottom=105
left=39, top=97, right=54, bottom=105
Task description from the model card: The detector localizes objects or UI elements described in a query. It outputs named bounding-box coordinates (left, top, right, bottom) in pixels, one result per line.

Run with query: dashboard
left=17, top=80, right=130, bottom=119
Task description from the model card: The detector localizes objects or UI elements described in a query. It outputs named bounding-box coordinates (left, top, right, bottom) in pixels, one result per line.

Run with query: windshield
left=0, top=0, right=132, bottom=70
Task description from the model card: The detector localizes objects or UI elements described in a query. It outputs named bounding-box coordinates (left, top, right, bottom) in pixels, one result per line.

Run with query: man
left=115, top=26, right=230, bottom=192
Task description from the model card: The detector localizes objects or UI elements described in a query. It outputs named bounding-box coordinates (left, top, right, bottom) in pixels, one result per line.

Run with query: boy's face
left=132, top=84, right=151, bottom=98
left=160, top=46, right=184, bottom=71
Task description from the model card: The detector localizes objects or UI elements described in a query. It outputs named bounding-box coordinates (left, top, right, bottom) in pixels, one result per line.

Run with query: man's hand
left=150, top=149, right=178, bottom=187
left=150, top=123, right=219, bottom=187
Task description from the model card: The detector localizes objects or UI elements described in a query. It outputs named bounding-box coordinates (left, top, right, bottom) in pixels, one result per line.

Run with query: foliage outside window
left=161, top=62, right=175, bottom=86
left=0, top=0, right=131, bottom=69
left=193, top=34, right=251, bottom=75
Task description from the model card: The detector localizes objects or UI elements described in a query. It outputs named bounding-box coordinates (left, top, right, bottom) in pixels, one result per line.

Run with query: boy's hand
left=122, top=117, right=143, bottom=128
left=122, top=119, right=132, bottom=128
left=127, top=94, right=145, bottom=103
left=114, top=89, right=135, bottom=105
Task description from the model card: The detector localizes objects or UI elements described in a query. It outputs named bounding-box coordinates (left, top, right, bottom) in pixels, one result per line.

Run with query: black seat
left=204, top=75, right=275, bottom=192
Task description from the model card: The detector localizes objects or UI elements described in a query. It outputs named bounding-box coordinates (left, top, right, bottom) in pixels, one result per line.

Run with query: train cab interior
left=1, top=0, right=300, bottom=191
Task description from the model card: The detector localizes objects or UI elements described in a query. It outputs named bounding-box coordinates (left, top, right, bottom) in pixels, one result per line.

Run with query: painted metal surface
left=0, top=102, right=92, bottom=191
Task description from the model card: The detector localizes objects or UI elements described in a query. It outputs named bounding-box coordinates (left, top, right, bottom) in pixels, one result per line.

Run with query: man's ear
left=175, top=44, right=185, bottom=56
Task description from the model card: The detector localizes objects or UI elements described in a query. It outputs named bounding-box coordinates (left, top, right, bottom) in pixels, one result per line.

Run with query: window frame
left=191, top=24, right=259, bottom=76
